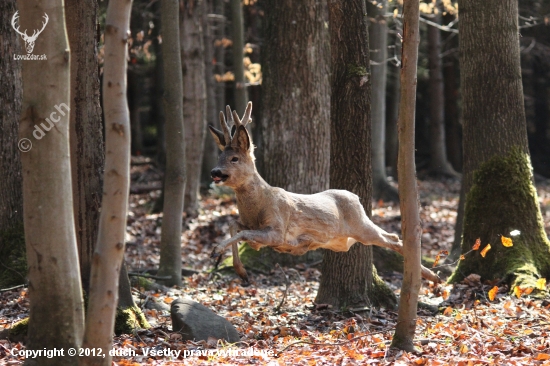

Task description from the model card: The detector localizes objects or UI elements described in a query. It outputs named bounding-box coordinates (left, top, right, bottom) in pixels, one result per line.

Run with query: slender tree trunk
left=261, top=0, right=330, bottom=194
left=182, top=0, right=207, bottom=215
left=128, top=68, right=143, bottom=155
left=449, top=0, right=550, bottom=289
left=427, top=7, right=456, bottom=177
left=157, top=0, right=186, bottom=287
left=315, top=0, right=396, bottom=310
left=386, top=37, right=401, bottom=179
left=81, top=0, right=133, bottom=364
left=0, top=0, right=25, bottom=288
left=66, top=0, right=104, bottom=293
left=391, top=0, right=421, bottom=353
left=368, top=0, right=399, bottom=202
left=230, top=0, right=247, bottom=115
left=17, top=1, right=85, bottom=364
left=201, top=0, right=219, bottom=185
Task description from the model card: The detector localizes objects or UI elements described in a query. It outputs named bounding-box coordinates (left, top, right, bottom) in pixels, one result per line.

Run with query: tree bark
left=81, top=0, right=133, bottom=364
left=157, top=0, right=186, bottom=288
left=427, top=7, right=456, bottom=177
left=261, top=0, right=330, bottom=194
left=391, top=0, right=422, bottom=353
left=230, top=0, right=248, bottom=115
left=315, top=0, right=396, bottom=310
left=449, top=0, right=550, bottom=289
left=128, top=68, right=143, bottom=155
left=386, top=35, right=401, bottom=179
left=0, top=0, right=25, bottom=288
left=368, top=0, right=399, bottom=202
left=17, top=1, right=85, bottom=364
left=66, top=0, right=104, bottom=293
left=181, top=0, right=207, bottom=215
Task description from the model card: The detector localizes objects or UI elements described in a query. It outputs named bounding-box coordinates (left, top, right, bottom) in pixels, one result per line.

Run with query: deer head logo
left=11, top=11, right=49, bottom=54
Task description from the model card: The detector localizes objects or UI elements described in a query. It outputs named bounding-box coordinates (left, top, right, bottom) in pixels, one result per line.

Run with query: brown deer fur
left=209, top=102, right=441, bottom=284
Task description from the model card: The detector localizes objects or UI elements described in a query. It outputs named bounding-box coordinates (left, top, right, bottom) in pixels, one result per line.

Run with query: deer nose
left=211, top=168, right=223, bottom=178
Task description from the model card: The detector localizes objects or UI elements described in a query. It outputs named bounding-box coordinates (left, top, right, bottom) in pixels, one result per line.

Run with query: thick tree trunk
left=386, top=38, right=401, bottom=179
left=0, top=0, right=25, bottom=288
left=427, top=9, right=456, bottom=177
left=261, top=0, right=330, bottom=194
left=182, top=0, right=207, bottom=215
left=449, top=0, right=550, bottom=289
left=66, top=0, right=104, bottom=293
left=17, top=1, right=85, bottom=364
left=128, top=68, right=143, bottom=155
left=368, top=0, right=399, bottom=202
left=81, top=0, right=133, bottom=364
left=230, top=0, right=248, bottom=115
left=443, top=56, right=462, bottom=172
left=157, top=0, right=186, bottom=287
left=315, top=0, right=396, bottom=310
left=391, top=0, right=422, bottom=353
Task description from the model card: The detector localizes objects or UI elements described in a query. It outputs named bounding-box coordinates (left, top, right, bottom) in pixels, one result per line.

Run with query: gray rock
left=170, top=298, right=240, bottom=343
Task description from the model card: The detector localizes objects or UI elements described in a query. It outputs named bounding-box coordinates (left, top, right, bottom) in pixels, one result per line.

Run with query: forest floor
left=2, top=159, right=550, bottom=365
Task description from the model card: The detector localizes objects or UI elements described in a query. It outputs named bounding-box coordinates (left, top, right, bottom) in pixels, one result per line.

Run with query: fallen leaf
left=536, top=278, right=546, bottom=290
left=501, top=236, right=513, bottom=247
left=480, top=244, right=491, bottom=258
left=472, top=238, right=481, bottom=250
left=536, top=353, right=550, bottom=360
left=460, top=255, right=465, bottom=260
left=443, top=307, right=453, bottom=316
left=488, top=286, right=498, bottom=301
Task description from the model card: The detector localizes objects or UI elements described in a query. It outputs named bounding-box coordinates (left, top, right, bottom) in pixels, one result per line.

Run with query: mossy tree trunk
left=0, top=0, right=25, bottom=289
left=367, top=0, right=399, bottom=203
left=314, top=0, right=396, bottom=310
left=66, top=0, right=104, bottom=293
left=157, top=0, right=186, bottom=287
left=449, top=0, right=550, bottom=289
left=18, top=0, right=85, bottom=363
left=391, top=0, right=422, bottom=353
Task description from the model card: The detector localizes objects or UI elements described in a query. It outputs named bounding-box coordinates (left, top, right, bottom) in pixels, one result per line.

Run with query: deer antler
left=11, top=11, right=28, bottom=38
left=218, top=110, right=231, bottom=146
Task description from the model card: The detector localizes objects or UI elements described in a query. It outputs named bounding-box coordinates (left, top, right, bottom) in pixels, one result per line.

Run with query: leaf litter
left=2, top=164, right=550, bottom=365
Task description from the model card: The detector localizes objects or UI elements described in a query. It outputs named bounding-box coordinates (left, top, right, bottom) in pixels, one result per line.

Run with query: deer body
left=210, top=103, right=440, bottom=283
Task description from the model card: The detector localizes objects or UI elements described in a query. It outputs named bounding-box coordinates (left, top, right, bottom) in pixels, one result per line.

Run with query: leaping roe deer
left=209, top=102, right=441, bottom=284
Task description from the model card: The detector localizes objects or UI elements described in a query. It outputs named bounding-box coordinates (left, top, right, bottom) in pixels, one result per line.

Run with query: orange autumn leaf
left=536, top=353, right=550, bottom=360
left=433, top=250, right=448, bottom=267
left=472, top=238, right=481, bottom=250
left=460, top=255, right=465, bottom=260
left=433, top=254, right=440, bottom=268
left=536, top=278, right=547, bottom=290
left=480, top=244, right=491, bottom=257
left=443, top=306, right=453, bottom=316
left=488, top=286, right=498, bottom=301
left=513, top=286, right=533, bottom=298
left=163, top=297, right=174, bottom=304
left=501, top=236, right=513, bottom=247
left=524, top=287, right=533, bottom=295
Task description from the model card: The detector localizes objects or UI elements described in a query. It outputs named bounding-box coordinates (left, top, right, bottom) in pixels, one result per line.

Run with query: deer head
left=209, top=102, right=256, bottom=190
left=11, top=11, right=49, bottom=54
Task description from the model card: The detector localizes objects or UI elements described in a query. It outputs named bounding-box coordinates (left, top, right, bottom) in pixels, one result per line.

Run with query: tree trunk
left=128, top=68, right=143, bottom=155
left=157, top=0, right=186, bottom=288
left=315, top=0, right=396, bottom=310
left=66, top=0, right=104, bottom=294
left=230, top=0, right=247, bottom=115
left=427, top=7, right=456, bottom=177
left=81, top=0, right=132, bottom=364
left=17, top=1, right=85, bottom=364
left=386, top=36, right=401, bottom=179
left=0, top=0, right=25, bottom=289
left=449, top=0, right=550, bottom=289
left=391, top=0, right=422, bottom=353
left=201, top=0, right=219, bottom=185
left=368, top=0, right=399, bottom=202
left=261, top=0, right=330, bottom=194
left=182, top=0, right=207, bottom=215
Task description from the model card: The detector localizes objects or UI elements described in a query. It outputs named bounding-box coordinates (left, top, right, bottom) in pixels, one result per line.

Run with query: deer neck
left=233, top=173, right=273, bottom=226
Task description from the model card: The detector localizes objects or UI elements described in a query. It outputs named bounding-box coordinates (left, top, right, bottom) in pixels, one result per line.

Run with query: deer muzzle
left=211, top=168, right=229, bottom=184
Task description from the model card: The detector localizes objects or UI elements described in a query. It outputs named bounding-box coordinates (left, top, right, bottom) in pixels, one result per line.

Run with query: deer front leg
left=229, top=222, right=249, bottom=284
left=212, top=227, right=282, bottom=258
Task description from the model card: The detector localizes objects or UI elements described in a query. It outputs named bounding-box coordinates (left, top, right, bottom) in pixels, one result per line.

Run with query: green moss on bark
left=449, top=147, right=550, bottom=292
left=0, top=223, right=27, bottom=288
left=114, top=306, right=150, bottom=335
left=370, top=267, right=397, bottom=309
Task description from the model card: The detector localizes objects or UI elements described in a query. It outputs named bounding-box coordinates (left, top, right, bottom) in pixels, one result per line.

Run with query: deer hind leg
left=352, top=217, right=442, bottom=283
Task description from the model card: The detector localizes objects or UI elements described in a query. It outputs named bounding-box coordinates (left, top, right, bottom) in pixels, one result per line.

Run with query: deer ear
left=234, top=125, right=251, bottom=151
left=208, top=125, right=226, bottom=151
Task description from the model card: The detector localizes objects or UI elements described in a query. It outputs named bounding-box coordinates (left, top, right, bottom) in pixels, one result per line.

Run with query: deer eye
left=231, top=157, right=239, bottom=163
